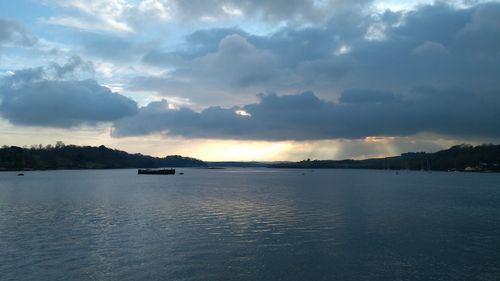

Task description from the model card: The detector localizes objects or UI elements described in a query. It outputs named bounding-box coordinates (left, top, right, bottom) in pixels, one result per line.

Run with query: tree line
left=269, top=144, right=500, bottom=172
left=0, top=142, right=207, bottom=170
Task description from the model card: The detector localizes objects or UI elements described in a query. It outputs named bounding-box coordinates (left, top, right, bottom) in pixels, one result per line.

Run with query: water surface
left=1, top=169, right=499, bottom=281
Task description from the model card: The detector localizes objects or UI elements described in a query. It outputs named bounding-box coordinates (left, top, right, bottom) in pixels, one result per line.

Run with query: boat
left=138, top=168, right=175, bottom=175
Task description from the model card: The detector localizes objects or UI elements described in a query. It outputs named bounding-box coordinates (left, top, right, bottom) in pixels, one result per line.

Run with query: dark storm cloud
left=0, top=64, right=137, bottom=127
left=137, top=2, right=500, bottom=103
left=120, top=2, right=500, bottom=141
left=342, top=2, right=500, bottom=91
left=190, top=34, right=278, bottom=88
left=142, top=11, right=366, bottom=68
left=139, top=33, right=280, bottom=100
left=4, top=1, right=498, bottom=142
left=338, top=89, right=399, bottom=104
left=142, top=27, right=247, bottom=65
left=0, top=18, right=37, bottom=46
left=112, top=89, right=500, bottom=140
left=141, top=5, right=369, bottom=69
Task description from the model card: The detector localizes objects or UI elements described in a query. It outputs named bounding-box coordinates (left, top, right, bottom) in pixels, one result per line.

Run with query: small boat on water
left=138, top=168, right=175, bottom=175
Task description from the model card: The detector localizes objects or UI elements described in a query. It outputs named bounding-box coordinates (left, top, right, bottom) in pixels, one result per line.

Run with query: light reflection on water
left=0, top=168, right=499, bottom=281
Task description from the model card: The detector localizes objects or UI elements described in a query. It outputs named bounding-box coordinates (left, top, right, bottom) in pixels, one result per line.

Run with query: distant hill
left=0, top=143, right=207, bottom=170
left=269, top=144, right=500, bottom=172
left=206, top=161, right=290, bottom=168
left=3, top=143, right=499, bottom=172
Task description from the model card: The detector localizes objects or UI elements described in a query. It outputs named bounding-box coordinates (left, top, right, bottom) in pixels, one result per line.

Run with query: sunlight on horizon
left=0, top=122, right=470, bottom=161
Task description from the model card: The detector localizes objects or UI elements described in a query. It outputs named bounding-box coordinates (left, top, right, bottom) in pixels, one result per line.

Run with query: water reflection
left=0, top=169, right=499, bottom=281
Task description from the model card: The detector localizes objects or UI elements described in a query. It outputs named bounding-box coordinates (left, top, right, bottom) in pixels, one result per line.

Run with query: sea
left=0, top=168, right=499, bottom=281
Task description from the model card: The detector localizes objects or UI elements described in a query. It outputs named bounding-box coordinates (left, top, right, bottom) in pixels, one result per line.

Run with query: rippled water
left=1, top=169, right=499, bottom=281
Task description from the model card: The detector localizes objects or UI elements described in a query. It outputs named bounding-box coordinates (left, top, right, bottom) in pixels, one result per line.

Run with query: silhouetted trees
left=0, top=143, right=207, bottom=170
left=2, top=142, right=499, bottom=172
left=270, top=144, right=500, bottom=172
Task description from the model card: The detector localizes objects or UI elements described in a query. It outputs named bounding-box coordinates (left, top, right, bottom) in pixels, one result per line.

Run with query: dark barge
left=138, top=168, right=175, bottom=175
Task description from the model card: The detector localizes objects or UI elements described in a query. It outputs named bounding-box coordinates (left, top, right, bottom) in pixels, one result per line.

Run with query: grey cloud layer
left=171, top=0, right=372, bottom=22
left=3, top=2, right=500, bottom=143
left=116, top=2, right=500, bottom=141
left=0, top=61, right=137, bottom=127
left=77, top=31, right=156, bottom=62
left=113, top=89, right=500, bottom=140
left=45, top=0, right=368, bottom=34
left=137, top=2, right=500, bottom=104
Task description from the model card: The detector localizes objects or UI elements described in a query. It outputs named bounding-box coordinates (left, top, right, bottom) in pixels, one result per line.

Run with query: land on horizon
left=1, top=143, right=499, bottom=172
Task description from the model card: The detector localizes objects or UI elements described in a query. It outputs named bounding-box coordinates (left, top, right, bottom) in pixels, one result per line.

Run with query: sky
left=0, top=0, right=499, bottom=161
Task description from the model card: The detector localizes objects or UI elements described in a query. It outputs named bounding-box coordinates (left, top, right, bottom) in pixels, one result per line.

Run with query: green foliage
left=270, top=144, right=500, bottom=172
left=0, top=143, right=207, bottom=170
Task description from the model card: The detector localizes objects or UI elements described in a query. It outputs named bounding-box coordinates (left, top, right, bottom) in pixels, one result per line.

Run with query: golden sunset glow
left=1, top=120, right=481, bottom=162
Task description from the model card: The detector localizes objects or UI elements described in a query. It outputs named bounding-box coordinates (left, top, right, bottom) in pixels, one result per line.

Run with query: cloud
left=112, top=89, right=500, bottom=140
left=189, top=34, right=278, bottom=88
left=133, top=2, right=500, bottom=107
left=43, top=1, right=133, bottom=33
left=42, top=0, right=171, bottom=33
left=141, top=27, right=249, bottom=65
left=6, top=1, right=499, bottom=143
left=135, top=33, right=282, bottom=105
left=0, top=18, right=37, bottom=47
left=169, top=0, right=373, bottom=23
left=338, top=89, right=399, bottom=104
left=134, top=19, right=363, bottom=105
left=412, top=41, right=451, bottom=57
left=49, top=55, right=95, bottom=78
left=0, top=59, right=137, bottom=127
left=76, top=32, right=146, bottom=61
left=43, top=0, right=373, bottom=32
